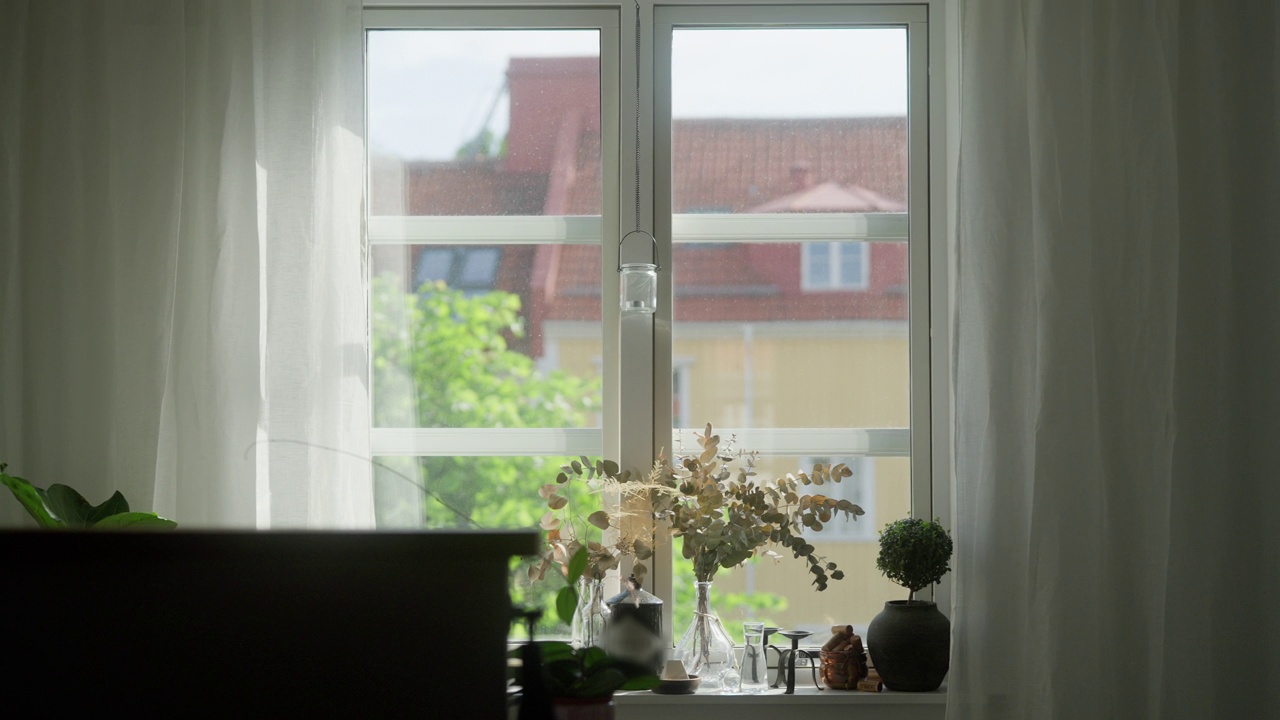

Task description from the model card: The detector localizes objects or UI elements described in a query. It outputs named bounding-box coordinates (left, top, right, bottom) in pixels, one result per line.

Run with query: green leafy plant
left=0, top=463, right=177, bottom=529
left=517, top=547, right=660, bottom=700
left=875, top=517, right=953, bottom=602
left=371, top=277, right=599, bottom=530
left=372, top=277, right=601, bottom=636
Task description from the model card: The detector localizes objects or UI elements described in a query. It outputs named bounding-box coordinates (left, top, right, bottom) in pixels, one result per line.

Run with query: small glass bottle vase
left=571, top=577, right=610, bottom=649
left=674, top=581, right=738, bottom=690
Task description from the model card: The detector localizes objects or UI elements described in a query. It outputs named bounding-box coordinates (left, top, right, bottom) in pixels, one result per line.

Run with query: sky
left=368, top=27, right=908, bottom=161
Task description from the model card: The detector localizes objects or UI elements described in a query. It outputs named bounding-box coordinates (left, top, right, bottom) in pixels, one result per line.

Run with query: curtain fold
left=952, top=1, right=1280, bottom=718
left=0, top=0, right=372, bottom=528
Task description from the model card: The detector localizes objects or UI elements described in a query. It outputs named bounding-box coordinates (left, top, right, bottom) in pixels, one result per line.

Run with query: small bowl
left=652, top=675, right=701, bottom=695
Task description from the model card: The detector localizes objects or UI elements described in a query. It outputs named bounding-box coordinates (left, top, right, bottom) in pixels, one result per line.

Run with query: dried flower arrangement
left=529, top=423, right=866, bottom=592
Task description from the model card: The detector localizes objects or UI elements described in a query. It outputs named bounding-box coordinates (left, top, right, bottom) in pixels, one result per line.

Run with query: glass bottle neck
left=694, top=581, right=714, bottom=612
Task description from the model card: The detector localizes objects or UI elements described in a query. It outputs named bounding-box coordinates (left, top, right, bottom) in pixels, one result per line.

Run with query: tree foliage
left=371, top=276, right=600, bottom=529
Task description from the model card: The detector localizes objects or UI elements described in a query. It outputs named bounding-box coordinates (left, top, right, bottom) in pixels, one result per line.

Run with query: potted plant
left=1, top=463, right=177, bottom=529
left=515, top=547, right=659, bottom=720
left=866, top=517, right=953, bottom=691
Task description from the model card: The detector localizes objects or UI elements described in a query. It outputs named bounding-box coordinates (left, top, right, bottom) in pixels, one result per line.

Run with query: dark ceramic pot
left=866, top=600, right=950, bottom=692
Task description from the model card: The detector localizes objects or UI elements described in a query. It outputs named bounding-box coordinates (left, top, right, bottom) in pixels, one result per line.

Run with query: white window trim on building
left=801, top=241, right=871, bottom=292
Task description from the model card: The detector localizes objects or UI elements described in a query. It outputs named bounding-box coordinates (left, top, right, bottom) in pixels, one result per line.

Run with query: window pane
left=416, top=248, right=454, bottom=285
left=670, top=242, right=907, bottom=429
left=670, top=26, right=909, bottom=431
left=374, top=454, right=594, bottom=640
left=671, top=28, right=907, bottom=215
left=806, top=242, right=832, bottom=288
left=837, top=243, right=867, bottom=289
left=371, top=245, right=602, bottom=429
left=457, top=247, right=502, bottom=286
left=368, top=30, right=602, bottom=216
left=667, top=25, right=913, bottom=643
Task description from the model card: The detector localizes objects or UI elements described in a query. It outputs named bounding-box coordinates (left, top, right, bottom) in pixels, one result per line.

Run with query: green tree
left=372, top=275, right=601, bottom=635
left=371, top=276, right=600, bottom=528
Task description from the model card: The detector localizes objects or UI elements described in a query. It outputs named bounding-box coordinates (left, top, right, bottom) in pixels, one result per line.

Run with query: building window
left=364, top=1, right=943, bottom=639
left=414, top=247, right=502, bottom=295
left=802, top=242, right=870, bottom=291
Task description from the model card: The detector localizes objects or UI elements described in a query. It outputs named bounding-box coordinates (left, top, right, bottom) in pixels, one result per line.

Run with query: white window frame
left=361, top=0, right=955, bottom=652
left=653, top=3, right=940, bottom=634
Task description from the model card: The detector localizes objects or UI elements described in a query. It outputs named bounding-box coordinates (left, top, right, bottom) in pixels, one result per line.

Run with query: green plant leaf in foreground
left=44, top=484, right=131, bottom=528
left=566, top=546, right=589, bottom=585
left=555, top=585, right=578, bottom=628
left=619, top=672, right=662, bottom=692
left=93, top=512, right=179, bottom=530
left=0, top=469, right=64, bottom=528
left=574, top=668, right=626, bottom=698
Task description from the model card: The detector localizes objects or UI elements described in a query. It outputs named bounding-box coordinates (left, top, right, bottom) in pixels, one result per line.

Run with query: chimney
left=789, top=162, right=813, bottom=191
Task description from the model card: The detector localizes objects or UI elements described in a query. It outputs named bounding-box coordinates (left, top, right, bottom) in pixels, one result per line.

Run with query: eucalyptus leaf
left=586, top=510, right=610, bottom=530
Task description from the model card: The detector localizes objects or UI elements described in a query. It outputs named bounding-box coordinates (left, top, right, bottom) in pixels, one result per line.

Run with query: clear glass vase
left=570, top=577, right=610, bottom=649
left=674, top=581, right=738, bottom=690
left=739, top=621, right=769, bottom=693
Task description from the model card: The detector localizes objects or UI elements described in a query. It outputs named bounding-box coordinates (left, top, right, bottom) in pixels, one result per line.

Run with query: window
left=414, top=247, right=503, bottom=294
left=802, top=242, right=870, bottom=291
left=363, top=1, right=946, bottom=642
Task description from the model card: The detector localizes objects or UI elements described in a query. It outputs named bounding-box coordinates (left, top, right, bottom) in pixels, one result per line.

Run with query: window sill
left=615, top=684, right=946, bottom=720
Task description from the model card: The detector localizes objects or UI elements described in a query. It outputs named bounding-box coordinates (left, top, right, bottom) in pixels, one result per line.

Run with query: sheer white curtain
left=952, top=1, right=1279, bottom=718
left=0, top=0, right=372, bottom=528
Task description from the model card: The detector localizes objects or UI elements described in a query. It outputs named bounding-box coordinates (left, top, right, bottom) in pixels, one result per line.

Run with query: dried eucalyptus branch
left=532, top=424, right=866, bottom=593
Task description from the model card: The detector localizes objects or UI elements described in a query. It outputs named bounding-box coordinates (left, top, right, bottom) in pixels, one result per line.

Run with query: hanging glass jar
left=570, top=576, right=610, bottom=649
left=674, top=581, right=737, bottom=690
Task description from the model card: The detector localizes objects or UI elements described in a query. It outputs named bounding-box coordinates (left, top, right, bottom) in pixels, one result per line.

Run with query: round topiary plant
left=875, top=518, right=953, bottom=602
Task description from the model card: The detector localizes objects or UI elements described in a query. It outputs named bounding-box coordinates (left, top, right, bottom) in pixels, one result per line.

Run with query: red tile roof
left=672, top=117, right=907, bottom=212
